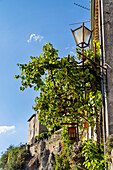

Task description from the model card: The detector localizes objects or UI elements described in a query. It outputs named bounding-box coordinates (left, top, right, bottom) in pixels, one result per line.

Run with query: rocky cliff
left=0, top=130, right=61, bottom=170
left=25, top=130, right=61, bottom=170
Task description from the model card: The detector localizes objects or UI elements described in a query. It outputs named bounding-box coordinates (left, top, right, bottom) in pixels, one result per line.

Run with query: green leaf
left=20, top=87, right=25, bottom=91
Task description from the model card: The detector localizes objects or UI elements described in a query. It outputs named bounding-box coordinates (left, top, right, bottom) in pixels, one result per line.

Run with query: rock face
left=25, top=131, right=61, bottom=170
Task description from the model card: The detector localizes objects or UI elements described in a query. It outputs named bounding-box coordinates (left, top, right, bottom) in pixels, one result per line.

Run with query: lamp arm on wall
left=77, top=51, right=107, bottom=70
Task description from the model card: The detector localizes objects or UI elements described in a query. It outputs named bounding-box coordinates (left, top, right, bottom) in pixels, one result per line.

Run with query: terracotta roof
left=27, top=114, right=36, bottom=122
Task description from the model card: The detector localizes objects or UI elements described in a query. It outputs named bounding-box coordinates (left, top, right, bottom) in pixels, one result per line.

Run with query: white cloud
left=0, top=126, right=15, bottom=135
left=65, top=45, right=76, bottom=51
left=70, top=51, right=75, bottom=55
left=65, top=47, right=70, bottom=50
left=27, top=33, right=44, bottom=43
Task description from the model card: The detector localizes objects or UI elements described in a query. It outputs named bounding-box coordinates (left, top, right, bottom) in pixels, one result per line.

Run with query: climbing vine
left=54, top=126, right=72, bottom=170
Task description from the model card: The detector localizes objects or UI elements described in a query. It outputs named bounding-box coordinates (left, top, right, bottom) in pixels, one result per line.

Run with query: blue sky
left=0, top=0, right=90, bottom=155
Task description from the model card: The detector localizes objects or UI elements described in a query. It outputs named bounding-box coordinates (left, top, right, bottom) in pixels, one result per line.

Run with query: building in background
left=27, top=113, right=48, bottom=145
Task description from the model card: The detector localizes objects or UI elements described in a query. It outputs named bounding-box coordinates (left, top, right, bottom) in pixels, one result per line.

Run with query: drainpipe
left=100, top=0, right=109, bottom=139
left=99, top=0, right=109, bottom=141
left=99, top=0, right=106, bottom=143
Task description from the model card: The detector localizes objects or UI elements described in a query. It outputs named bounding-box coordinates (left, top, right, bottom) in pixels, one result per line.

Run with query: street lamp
left=71, top=22, right=92, bottom=48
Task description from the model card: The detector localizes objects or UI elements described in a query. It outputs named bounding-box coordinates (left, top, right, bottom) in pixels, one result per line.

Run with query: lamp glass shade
left=84, top=27, right=92, bottom=45
left=73, top=27, right=83, bottom=45
left=71, top=23, right=92, bottom=48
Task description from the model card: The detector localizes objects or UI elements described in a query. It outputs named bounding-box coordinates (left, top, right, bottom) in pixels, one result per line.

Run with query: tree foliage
left=15, top=42, right=102, bottom=140
left=14, top=42, right=104, bottom=169
left=0, top=145, right=30, bottom=170
left=82, top=139, right=107, bottom=170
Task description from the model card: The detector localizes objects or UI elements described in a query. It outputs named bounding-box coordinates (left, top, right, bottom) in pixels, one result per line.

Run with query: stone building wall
left=27, top=115, right=37, bottom=145
left=27, top=114, right=48, bottom=145
left=91, top=0, right=113, bottom=136
left=102, top=0, right=113, bottom=135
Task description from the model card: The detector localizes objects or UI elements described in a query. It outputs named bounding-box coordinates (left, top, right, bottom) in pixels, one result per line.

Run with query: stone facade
left=27, top=114, right=48, bottom=145
left=90, top=0, right=113, bottom=137
left=101, top=0, right=113, bottom=135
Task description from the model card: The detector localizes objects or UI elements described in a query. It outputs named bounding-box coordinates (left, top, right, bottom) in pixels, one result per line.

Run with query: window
left=35, top=128, right=37, bottom=132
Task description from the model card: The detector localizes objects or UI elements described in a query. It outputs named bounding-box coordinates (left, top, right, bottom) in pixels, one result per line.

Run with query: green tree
left=15, top=42, right=102, bottom=143
left=0, top=145, right=30, bottom=170
left=14, top=42, right=105, bottom=169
